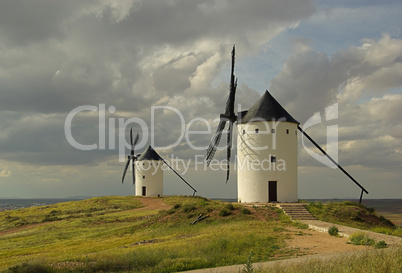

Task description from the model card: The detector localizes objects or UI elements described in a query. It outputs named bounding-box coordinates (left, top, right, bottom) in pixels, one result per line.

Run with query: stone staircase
left=277, top=204, right=316, bottom=220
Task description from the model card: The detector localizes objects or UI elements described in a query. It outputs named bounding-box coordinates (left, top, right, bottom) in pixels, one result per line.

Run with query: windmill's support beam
left=297, top=125, right=368, bottom=203
left=161, top=158, right=197, bottom=196
left=359, top=189, right=364, bottom=204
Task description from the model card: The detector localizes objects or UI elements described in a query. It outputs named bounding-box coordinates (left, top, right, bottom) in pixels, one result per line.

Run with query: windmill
left=206, top=45, right=237, bottom=183
left=122, top=129, right=197, bottom=196
left=206, top=46, right=368, bottom=203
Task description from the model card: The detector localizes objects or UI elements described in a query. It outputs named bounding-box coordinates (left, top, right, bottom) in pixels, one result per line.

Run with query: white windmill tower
left=236, top=91, right=299, bottom=203
left=122, top=129, right=197, bottom=197
left=206, top=46, right=368, bottom=203
left=134, top=145, right=164, bottom=197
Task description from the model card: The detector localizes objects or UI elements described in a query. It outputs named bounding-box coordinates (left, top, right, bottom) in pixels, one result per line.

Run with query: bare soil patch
left=136, top=197, right=172, bottom=211
left=283, top=227, right=368, bottom=257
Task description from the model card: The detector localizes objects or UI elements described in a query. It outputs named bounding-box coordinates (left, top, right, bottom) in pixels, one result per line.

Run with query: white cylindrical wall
left=237, top=121, right=298, bottom=203
left=135, top=160, right=163, bottom=196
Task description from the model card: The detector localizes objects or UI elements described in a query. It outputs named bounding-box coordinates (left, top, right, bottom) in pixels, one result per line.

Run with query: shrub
left=166, top=208, right=176, bottom=215
left=219, top=208, right=231, bottom=217
left=315, top=201, right=323, bottom=208
left=243, top=250, right=254, bottom=273
left=240, top=207, right=251, bottom=215
left=379, top=215, right=395, bottom=227
left=5, top=215, right=20, bottom=222
left=49, top=210, right=61, bottom=216
left=292, top=221, right=308, bottom=229
left=42, top=215, right=61, bottom=223
left=225, top=203, right=235, bottom=210
left=15, top=220, right=29, bottom=227
left=182, top=204, right=196, bottom=213
left=173, top=204, right=181, bottom=209
left=374, top=240, right=388, bottom=249
left=349, top=233, right=375, bottom=246
left=328, top=226, right=339, bottom=236
left=187, top=213, right=195, bottom=219
left=6, top=262, right=53, bottom=273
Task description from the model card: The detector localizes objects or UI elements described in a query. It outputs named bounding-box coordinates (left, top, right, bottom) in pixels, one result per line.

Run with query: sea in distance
left=1, top=197, right=401, bottom=227
left=0, top=198, right=87, bottom=211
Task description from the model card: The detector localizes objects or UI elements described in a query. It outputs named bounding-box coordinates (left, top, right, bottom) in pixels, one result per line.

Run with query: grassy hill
left=0, top=196, right=298, bottom=272
left=306, top=201, right=402, bottom=237
left=0, top=196, right=400, bottom=272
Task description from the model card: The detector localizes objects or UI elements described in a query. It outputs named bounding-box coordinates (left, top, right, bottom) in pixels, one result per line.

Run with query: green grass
left=306, top=201, right=402, bottom=237
left=0, top=196, right=297, bottom=273
left=0, top=196, right=143, bottom=231
left=2, top=197, right=400, bottom=272
left=255, top=246, right=402, bottom=273
left=348, top=232, right=388, bottom=249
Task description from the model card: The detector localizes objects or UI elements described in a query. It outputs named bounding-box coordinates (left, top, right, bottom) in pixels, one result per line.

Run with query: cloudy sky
left=0, top=0, right=401, bottom=200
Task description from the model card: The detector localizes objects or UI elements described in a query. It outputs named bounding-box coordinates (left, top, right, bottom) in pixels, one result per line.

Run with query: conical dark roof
left=137, top=145, right=162, bottom=161
left=238, top=90, right=299, bottom=124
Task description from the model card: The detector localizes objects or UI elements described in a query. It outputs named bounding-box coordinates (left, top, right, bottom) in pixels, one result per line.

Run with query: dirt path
left=136, top=197, right=172, bottom=211
left=300, top=220, right=402, bottom=246
left=284, top=227, right=368, bottom=256
left=181, top=248, right=398, bottom=273
left=181, top=218, right=402, bottom=273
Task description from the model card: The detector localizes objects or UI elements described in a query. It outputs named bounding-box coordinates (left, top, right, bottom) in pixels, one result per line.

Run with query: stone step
left=277, top=204, right=316, bottom=221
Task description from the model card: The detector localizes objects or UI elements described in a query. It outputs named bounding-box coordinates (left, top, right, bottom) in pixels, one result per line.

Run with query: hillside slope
left=306, top=201, right=401, bottom=237
left=0, top=196, right=397, bottom=273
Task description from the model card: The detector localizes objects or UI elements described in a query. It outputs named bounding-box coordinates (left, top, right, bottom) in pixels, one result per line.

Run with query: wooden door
left=142, top=186, right=146, bottom=196
left=268, top=181, right=277, bottom=202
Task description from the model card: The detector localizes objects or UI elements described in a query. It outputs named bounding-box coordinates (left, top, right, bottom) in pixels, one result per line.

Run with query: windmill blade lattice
left=122, top=128, right=139, bottom=185
left=226, top=121, right=234, bottom=182
left=206, top=46, right=238, bottom=183
left=206, top=119, right=227, bottom=166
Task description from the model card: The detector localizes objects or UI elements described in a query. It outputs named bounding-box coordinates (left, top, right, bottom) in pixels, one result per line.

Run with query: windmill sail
left=206, top=45, right=238, bottom=183
left=122, top=128, right=139, bottom=185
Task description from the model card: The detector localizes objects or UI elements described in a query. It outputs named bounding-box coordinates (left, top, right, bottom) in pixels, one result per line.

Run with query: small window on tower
left=243, top=129, right=245, bottom=135
left=142, top=175, right=145, bottom=179
left=255, top=129, right=259, bottom=133
left=271, top=129, right=275, bottom=133
left=271, top=156, right=276, bottom=163
left=286, top=129, right=289, bottom=134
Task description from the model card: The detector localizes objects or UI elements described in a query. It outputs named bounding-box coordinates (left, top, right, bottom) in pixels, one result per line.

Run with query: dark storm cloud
left=0, top=0, right=83, bottom=46
left=0, top=0, right=312, bottom=168
left=0, top=0, right=315, bottom=112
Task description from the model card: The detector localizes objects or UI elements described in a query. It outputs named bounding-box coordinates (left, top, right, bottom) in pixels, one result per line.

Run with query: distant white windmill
left=122, top=129, right=197, bottom=197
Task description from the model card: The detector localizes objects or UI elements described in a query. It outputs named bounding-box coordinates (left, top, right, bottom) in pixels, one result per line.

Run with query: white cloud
left=0, top=169, right=12, bottom=177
